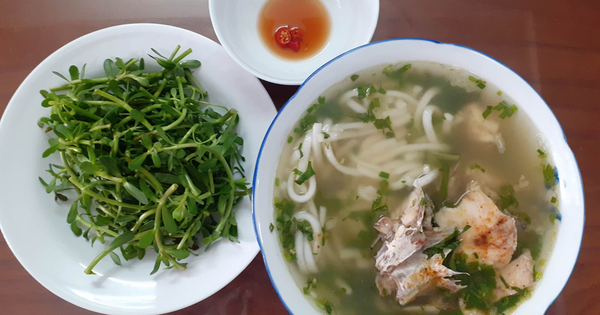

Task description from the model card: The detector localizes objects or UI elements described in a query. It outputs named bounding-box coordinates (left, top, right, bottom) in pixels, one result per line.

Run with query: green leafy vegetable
left=543, top=164, right=556, bottom=187
left=537, top=149, right=547, bottom=158
left=468, top=75, right=486, bottom=89
left=469, top=163, right=486, bottom=173
left=449, top=253, right=497, bottom=310
left=498, top=184, right=518, bottom=210
left=38, top=46, right=250, bottom=275
left=294, top=162, right=316, bottom=185
left=423, top=225, right=470, bottom=259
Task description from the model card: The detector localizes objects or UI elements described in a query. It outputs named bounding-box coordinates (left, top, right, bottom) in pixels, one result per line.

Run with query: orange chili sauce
left=258, top=0, right=331, bottom=61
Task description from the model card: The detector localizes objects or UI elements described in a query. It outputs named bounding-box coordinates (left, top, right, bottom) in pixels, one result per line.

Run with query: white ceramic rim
left=208, top=0, right=380, bottom=85
left=0, top=23, right=274, bottom=314
left=252, top=38, right=585, bottom=314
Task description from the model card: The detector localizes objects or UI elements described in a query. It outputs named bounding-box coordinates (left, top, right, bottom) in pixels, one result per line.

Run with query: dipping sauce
left=258, top=0, right=331, bottom=61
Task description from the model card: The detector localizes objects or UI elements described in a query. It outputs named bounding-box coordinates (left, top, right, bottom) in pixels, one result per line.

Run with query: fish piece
left=494, top=250, right=534, bottom=300
left=374, top=220, right=426, bottom=272
left=386, top=252, right=465, bottom=305
left=434, top=182, right=517, bottom=268
left=390, top=187, right=434, bottom=231
left=454, top=103, right=500, bottom=145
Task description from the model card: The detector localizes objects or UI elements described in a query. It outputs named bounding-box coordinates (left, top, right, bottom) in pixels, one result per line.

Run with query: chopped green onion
left=294, top=162, right=316, bottom=185
left=551, top=196, right=557, bottom=203
left=275, top=178, right=280, bottom=187
left=537, top=149, right=547, bottom=158
left=482, top=106, right=493, bottom=119
left=269, top=223, right=275, bottom=233
left=287, top=136, right=293, bottom=143
left=379, top=171, right=390, bottom=179
left=350, top=74, right=359, bottom=81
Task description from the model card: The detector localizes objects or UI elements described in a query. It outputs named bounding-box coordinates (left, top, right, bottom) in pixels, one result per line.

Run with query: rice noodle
left=294, top=231, right=307, bottom=273
left=323, top=143, right=364, bottom=176
left=414, top=87, right=440, bottom=131
left=443, top=113, right=454, bottom=135
left=294, top=211, right=323, bottom=253
left=307, top=200, right=319, bottom=217
left=414, top=168, right=440, bottom=187
left=311, top=123, right=323, bottom=163
left=422, top=105, right=442, bottom=143
left=303, top=238, right=318, bottom=273
left=319, top=206, right=327, bottom=226
left=385, top=90, right=419, bottom=106
left=287, top=172, right=317, bottom=203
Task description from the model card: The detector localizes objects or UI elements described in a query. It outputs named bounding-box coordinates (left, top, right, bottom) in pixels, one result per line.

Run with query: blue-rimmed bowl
left=252, top=39, right=584, bottom=314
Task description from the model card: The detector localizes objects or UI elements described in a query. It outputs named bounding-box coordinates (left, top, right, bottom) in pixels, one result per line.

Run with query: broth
left=272, top=62, right=559, bottom=314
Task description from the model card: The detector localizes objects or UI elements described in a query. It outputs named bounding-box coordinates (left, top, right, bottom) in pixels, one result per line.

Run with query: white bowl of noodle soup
left=253, top=39, right=584, bottom=315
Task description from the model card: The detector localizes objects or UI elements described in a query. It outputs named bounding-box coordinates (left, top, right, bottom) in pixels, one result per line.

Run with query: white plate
left=209, top=0, right=379, bottom=85
left=0, top=24, right=276, bottom=314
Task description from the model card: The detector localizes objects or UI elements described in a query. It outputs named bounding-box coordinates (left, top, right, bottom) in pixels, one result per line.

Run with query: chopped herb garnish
left=543, top=164, right=556, bottom=187
left=294, top=127, right=303, bottom=134
left=499, top=276, right=510, bottom=289
left=294, top=161, right=316, bottom=185
left=303, top=277, right=317, bottom=294
left=372, top=195, right=388, bottom=213
left=378, top=86, right=387, bottom=94
left=423, top=225, right=470, bottom=259
left=482, top=106, right=493, bottom=119
left=494, top=288, right=530, bottom=313
left=482, top=101, right=518, bottom=119
left=298, top=143, right=304, bottom=158
left=468, top=75, right=486, bottom=89
left=401, top=180, right=406, bottom=184
left=274, top=198, right=297, bottom=261
left=322, top=132, right=330, bottom=139
left=269, top=223, right=275, bottom=233
left=537, top=149, right=547, bottom=158
left=357, top=86, right=368, bottom=99
left=350, top=74, right=359, bottom=81
left=474, top=252, right=479, bottom=259
left=551, top=196, right=557, bottom=203
left=497, top=91, right=502, bottom=96
left=499, top=184, right=518, bottom=209
left=374, top=116, right=395, bottom=138
left=383, top=63, right=412, bottom=78
left=299, top=114, right=318, bottom=131
left=296, top=220, right=314, bottom=241
left=470, top=163, right=486, bottom=173
left=379, top=171, right=390, bottom=179
left=275, top=178, right=280, bottom=187
left=287, top=136, right=293, bottom=143
left=449, top=253, right=497, bottom=310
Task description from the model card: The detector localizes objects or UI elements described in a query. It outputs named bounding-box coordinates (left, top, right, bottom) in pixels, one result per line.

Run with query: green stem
left=173, top=48, right=192, bottom=64
left=76, top=215, right=119, bottom=237
left=154, top=184, right=178, bottom=253
left=131, top=209, right=156, bottom=232
left=69, top=177, right=147, bottom=210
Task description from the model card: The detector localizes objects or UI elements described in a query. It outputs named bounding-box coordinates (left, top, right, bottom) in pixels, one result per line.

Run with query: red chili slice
left=290, top=27, right=303, bottom=42
left=275, top=27, right=291, bottom=46
left=288, top=40, right=300, bottom=51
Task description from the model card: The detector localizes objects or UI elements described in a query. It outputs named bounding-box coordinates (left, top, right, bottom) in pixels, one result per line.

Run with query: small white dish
left=209, top=0, right=380, bottom=85
left=0, top=24, right=276, bottom=314
left=253, top=39, right=584, bottom=314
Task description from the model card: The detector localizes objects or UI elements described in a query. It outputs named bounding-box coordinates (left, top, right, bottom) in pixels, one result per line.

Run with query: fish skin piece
left=434, top=182, right=517, bottom=268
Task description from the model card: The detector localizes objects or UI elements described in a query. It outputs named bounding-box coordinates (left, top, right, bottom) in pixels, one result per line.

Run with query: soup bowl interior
left=253, top=39, right=584, bottom=314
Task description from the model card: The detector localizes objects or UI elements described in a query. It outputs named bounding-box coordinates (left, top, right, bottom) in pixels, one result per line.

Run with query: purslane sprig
left=38, top=46, right=250, bottom=275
